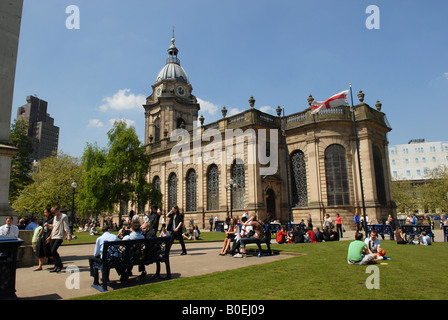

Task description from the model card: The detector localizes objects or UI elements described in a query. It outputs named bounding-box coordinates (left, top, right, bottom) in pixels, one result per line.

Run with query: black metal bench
left=400, top=225, right=434, bottom=243
left=366, top=224, right=394, bottom=240
left=444, top=225, right=448, bottom=242
left=91, top=236, right=171, bottom=292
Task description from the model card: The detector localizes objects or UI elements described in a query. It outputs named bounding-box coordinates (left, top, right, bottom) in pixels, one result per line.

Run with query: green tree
left=8, top=118, right=34, bottom=203
left=79, top=121, right=160, bottom=225
left=77, top=143, right=109, bottom=216
left=12, top=152, right=82, bottom=217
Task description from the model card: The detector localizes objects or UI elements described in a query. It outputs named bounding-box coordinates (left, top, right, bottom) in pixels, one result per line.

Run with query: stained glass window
left=207, top=164, right=219, bottom=210
left=290, top=150, right=308, bottom=207
left=186, top=169, right=197, bottom=212
left=325, top=144, right=350, bottom=206
left=231, top=160, right=246, bottom=209
left=168, top=172, right=177, bottom=210
left=373, top=146, right=387, bottom=205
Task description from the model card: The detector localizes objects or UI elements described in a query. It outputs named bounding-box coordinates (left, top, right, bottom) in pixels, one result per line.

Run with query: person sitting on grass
left=418, top=231, right=432, bottom=246
left=347, top=232, right=376, bottom=265
left=395, top=227, right=408, bottom=245
left=365, top=229, right=384, bottom=261
left=276, top=226, right=287, bottom=244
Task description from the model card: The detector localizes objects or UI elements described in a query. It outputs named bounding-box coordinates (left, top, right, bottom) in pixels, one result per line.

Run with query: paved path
left=14, top=241, right=295, bottom=300
left=14, top=229, right=445, bottom=300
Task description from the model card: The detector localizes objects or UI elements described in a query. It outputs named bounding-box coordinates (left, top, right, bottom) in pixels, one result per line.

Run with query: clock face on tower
left=177, top=85, right=185, bottom=96
left=156, top=86, right=162, bottom=97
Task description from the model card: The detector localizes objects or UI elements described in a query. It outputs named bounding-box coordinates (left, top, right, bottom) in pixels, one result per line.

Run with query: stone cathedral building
left=142, top=36, right=396, bottom=230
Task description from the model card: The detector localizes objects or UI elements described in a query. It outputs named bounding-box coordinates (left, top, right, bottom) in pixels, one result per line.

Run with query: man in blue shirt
left=354, top=213, right=360, bottom=231
left=89, top=224, right=119, bottom=282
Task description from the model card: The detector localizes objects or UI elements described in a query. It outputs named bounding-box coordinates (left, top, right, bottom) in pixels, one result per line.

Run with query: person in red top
left=306, top=227, right=318, bottom=243
left=276, top=226, right=287, bottom=244
left=336, top=213, right=344, bottom=238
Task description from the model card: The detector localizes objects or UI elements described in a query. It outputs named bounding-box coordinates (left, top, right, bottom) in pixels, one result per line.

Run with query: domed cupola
left=154, top=35, right=189, bottom=85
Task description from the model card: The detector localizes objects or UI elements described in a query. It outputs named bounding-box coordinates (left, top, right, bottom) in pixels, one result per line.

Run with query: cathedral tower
left=144, top=34, right=200, bottom=145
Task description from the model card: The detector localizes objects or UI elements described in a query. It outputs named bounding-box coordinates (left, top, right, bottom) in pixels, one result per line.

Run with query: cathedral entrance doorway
left=266, top=188, right=276, bottom=221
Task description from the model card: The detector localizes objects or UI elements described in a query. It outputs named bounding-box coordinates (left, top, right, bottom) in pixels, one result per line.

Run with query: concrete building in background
left=389, top=139, right=448, bottom=181
left=0, top=0, right=24, bottom=225
left=17, top=95, right=59, bottom=161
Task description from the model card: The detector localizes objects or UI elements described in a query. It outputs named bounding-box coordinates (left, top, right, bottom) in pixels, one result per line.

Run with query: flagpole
left=349, top=84, right=368, bottom=233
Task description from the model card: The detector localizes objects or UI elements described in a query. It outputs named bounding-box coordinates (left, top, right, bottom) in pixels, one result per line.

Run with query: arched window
left=290, top=150, right=308, bottom=207
left=177, top=117, right=186, bottom=129
left=231, top=159, right=246, bottom=209
left=373, top=146, right=387, bottom=205
left=168, top=173, right=177, bottom=210
left=325, top=144, right=350, bottom=206
left=152, top=176, right=160, bottom=190
left=207, top=164, right=219, bottom=211
left=154, top=118, right=160, bottom=142
left=186, top=169, right=197, bottom=212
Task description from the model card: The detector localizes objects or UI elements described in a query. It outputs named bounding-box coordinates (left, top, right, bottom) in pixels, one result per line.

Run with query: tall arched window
left=168, top=173, right=177, bottom=210
left=186, top=169, right=197, bottom=212
left=373, top=146, right=387, bottom=205
left=231, top=159, right=246, bottom=209
left=325, top=144, right=350, bottom=206
left=207, top=164, right=219, bottom=211
left=290, top=150, right=308, bottom=207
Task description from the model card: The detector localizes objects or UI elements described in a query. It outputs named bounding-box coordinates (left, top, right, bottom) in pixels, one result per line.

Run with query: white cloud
left=197, top=98, right=219, bottom=115
left=99, top=89, right=145, bottom=112
left=109, top=118, right=136, bottom=127
left=259, top=105, right=275, bottom=115
left=87, top=119, right=104, bottom=128
left=229, top=108, right=243, bottom=116
left=444, top=72, right=448, bottom=80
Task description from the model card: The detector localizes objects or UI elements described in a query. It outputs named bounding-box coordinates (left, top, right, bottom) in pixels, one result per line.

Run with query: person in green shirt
left=347, top=232, right=376, bottom=265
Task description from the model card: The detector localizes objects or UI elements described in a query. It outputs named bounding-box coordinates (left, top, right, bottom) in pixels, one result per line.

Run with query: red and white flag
left=310, top=90, right=349, bottom=114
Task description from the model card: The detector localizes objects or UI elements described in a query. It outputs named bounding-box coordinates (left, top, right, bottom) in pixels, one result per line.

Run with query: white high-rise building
left=389, top=139, right=448, bottom=181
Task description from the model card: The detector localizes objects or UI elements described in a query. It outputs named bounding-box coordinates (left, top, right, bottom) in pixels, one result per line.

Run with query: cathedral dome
left=154, top=36, right=189, bottom=85
left=154, top=60, right=189, bottom=84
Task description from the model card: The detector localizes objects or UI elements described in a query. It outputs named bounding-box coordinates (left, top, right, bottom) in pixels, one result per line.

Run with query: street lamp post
left=70, top=182, right=78, bottom=234
left=225, top=179, right=237, bottom=219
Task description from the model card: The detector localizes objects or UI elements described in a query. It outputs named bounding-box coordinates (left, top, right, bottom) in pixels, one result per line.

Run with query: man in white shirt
left=0, top=216, right=19, bottom=239
left=47, top=206, right=71, bottom=273
left=89, top=224, right=119, bottom=282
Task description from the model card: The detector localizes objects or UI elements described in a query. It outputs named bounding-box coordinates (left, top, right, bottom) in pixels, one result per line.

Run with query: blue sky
left=11, top=0, right=448, bottom=158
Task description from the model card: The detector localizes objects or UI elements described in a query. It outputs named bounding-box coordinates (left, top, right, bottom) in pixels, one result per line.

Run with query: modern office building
left=389, top=139, right=448, bottom=181
left=16, top=95, right=59, bottom=161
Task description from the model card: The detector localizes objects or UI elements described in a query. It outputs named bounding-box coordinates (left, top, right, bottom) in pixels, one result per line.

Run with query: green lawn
left=76, top=239, right=448, bottom=300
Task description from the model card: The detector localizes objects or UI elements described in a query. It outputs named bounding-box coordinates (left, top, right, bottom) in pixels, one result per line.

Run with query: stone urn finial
left=358, top=90, right=365, bottom=103
left=375, top=100, right=382, bottom=111
left=221, top=106, right=227, bottom=118
left=249, top=96, right=255, bottom=108
left=199, top=114, right=205, bottom=126
left=307, top=94, right=314, bottom=106
left=276, top=105, right=282, bottom=117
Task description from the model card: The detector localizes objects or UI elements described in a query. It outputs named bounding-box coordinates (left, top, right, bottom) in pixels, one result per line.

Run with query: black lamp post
left=225, top=179, right=237, bottom=219
left=70, top=182, right=78, bottom=234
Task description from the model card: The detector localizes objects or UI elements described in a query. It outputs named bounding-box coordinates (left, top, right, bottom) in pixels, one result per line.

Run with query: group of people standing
left=33, top=207, right=71, bottom=273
